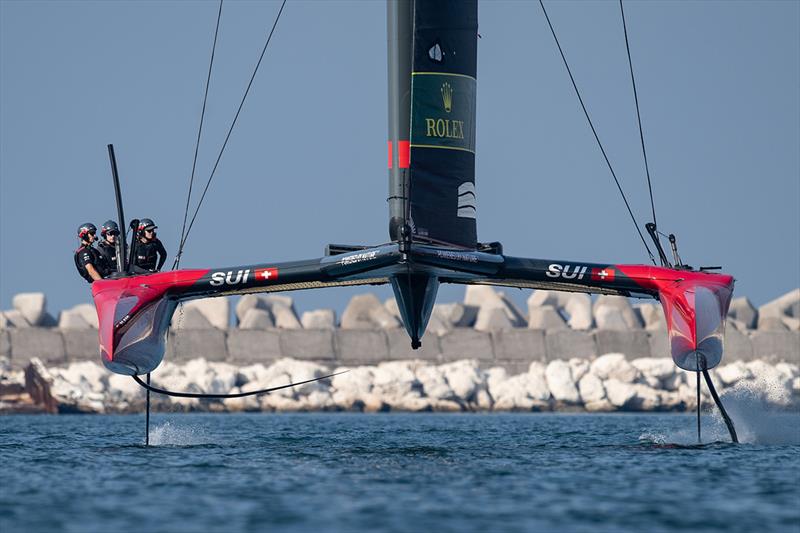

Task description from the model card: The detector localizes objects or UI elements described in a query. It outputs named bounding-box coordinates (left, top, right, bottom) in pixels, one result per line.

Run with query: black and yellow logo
left=411, top=73, right=476, bottom=153
left=441, top=82, right=453, bottom=113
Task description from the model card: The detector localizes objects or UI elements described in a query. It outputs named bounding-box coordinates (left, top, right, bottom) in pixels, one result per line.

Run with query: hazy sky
left=1, top=0, right=798, bottom=317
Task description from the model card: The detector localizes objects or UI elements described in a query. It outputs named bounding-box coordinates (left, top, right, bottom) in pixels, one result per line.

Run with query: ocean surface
left=1, top=412, right=798, bottom=533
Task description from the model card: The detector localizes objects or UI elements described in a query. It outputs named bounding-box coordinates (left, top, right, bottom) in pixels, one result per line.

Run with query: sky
left=1, top=0, right=798, bottom=318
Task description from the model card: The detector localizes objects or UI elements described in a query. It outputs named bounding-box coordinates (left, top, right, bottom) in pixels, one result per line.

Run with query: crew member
left=134, top=218, right=167, bottom=272
left=74, top=223, right=105, bottom=283
left=98, top=220, right=120, bottom=273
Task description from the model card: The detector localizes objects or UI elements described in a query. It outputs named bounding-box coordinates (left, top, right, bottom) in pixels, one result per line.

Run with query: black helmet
left=101, top=220, right=120, bottom=237
left=77, top=222, right=97, bottom=240
left=138, top=218, right=157, bottom=232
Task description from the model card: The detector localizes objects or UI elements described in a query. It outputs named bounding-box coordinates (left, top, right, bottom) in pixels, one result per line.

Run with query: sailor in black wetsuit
left=74, top=223, right=106, bottom=283
left=134, top=218, right=167, bottom=272
left=97, top=220, right=120, bottom=273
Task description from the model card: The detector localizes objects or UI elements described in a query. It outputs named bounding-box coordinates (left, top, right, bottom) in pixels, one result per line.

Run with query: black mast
left=387, top=0, right=413, bottom=243
left=107, top=144, right=128, bottom=273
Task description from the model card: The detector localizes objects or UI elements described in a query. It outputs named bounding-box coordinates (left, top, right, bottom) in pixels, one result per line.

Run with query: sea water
left=1, top=411, right=798, bottom=533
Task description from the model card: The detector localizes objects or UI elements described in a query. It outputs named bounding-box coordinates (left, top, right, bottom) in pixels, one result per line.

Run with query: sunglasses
left=106, top=231, right=119, bottom=237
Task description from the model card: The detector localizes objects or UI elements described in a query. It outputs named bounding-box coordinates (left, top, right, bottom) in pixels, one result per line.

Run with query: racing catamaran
left=92, top=0, right=738, bottom=442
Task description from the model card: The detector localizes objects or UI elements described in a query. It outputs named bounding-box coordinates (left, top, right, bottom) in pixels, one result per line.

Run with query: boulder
left=301, top=309, right=336, bottom=329
left=341, top=294, right=400, bottom=329
left=106, top=373, right=142, bottom=403
left=590, top=353, right=640, bottom=383
left=384, top=298, right=402, bottom=320
left=3, top=310, right=32, bottom=328
left=527, top=290, right=565, bottom=309
left=661, top=371, right=686, bottom=392
left=527, top=306, right=567, bottom=330
left=239, top=308, right=274, bottom=329
left=758, top=317, right=788, bottom=331
left=545, top=360, right=580, bottom=403
left=584, top=399, right=615, bottom=412
left=433, top=303, right=479, bottom=328
left=526, top=362, right=551, bottom=401
left=636, top=303, right=666, bottom=331
left=604, top=378, right=637, bottom=408
left=264, top=358, right=330, bottom=397
left=782, top=317, right=800, bottom=331
left=241, top=295, right=300, bottom=329
left=564, top=294, right=593, bottom=330
left=57, top=361, right=106, bottom=394
left=594, top=305, right=631, bottom=330
left=759, top=289, right=800, bottom=319
left=631, top=357, right=675, bottom=382
left=371, top=361, right=422, bottom=402
left=331, top=365, right=375, bottom=408
left=578, top=373, right=605, bottom=403
left=466, top=286, right=526, bottom=326
left=425, top=313, right=452, bottom=336
left=71, top=304, right=99, bottom=329
left=475, top=307, right=515, bottom=332
left=236, top=294, right=264, bottom=323
left=716, top=361, right=753, bottom=386
left=415, top=365, right=455, bottom=400
left=439, top=360, right=484, bottom=402
left=593, top=296, right=643, bottom=329
left=183, top=298, right=229, bottom=330
left=728, top=297, right=758, bottom=329
left=489, top=366, right=551, bottom=410
left=58, top=310, right=91, bottom=330
left=775, top=362, right=799, bottom=380
left=271, top=302, right=303, bottom=329
left=632, top=384, right=662, bottom=411
left=172, top=306, right=214, bottom=329
left=12, top=293, right=47, bottom=326
left=569, top=358, right=590, bottom=382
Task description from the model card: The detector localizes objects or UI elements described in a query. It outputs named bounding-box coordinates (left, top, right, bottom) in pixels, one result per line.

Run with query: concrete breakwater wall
left=1, top=326, right=799, bottom=374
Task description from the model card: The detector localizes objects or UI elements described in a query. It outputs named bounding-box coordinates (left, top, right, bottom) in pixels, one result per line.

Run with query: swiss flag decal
left=254, top=268, right=278, bottom=282
left=591, top=267, right=615, bottom=282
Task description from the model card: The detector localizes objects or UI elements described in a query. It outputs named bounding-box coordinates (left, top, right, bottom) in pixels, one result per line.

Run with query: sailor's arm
left=85, top=263, right=103, bottom=281
left=156, top=239, right=168, bottom=271
left=79, top=250, right=104, bottom=281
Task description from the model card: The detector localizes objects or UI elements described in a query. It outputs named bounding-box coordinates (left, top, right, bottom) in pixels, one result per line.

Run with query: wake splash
left=147, top=421, right=210, bottom=446
left=708, top=378, right=799, bottom=445
left=640, top=376, right=800, bottom=446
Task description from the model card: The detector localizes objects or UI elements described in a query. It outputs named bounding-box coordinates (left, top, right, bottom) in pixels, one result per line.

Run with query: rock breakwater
left=2, top=355, right=797, bottom=415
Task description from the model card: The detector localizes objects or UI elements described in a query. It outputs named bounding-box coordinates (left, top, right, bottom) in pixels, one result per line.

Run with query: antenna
left=107, top=144, right=128, bottom=273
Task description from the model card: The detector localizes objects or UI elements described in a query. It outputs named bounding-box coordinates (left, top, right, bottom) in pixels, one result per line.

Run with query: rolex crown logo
left=441, top=82, right=453, bottom=113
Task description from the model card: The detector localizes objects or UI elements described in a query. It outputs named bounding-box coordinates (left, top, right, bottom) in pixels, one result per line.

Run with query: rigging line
left=619, top=0, right=658, bottom=229
left=132, top=369, right=347, bottom=399
left=177, top=0, right=288, bottom=256
left=174, top=0, right=224, bottom=271
left=538, top=0, right=656, bottom=265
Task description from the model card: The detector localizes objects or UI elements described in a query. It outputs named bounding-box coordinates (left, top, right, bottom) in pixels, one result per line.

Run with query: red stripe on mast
left=398, top=140, right=410, bottom=168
